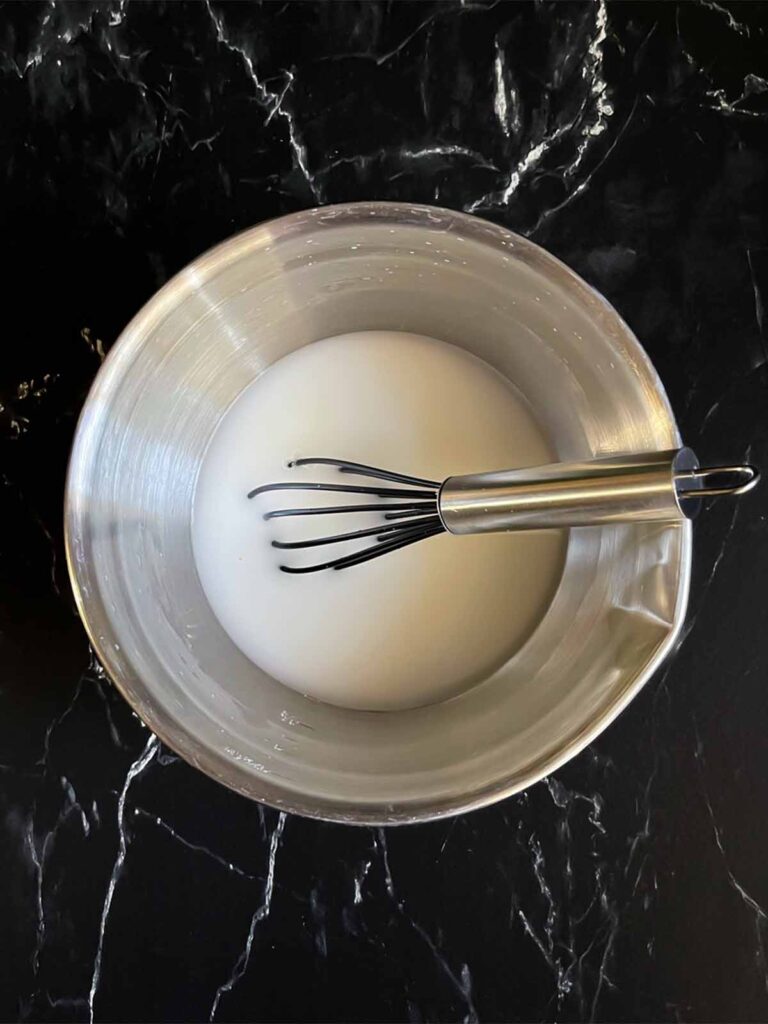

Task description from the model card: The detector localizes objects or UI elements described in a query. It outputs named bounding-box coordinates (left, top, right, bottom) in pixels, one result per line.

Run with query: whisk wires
left=248, top=458, right=445, bottom=573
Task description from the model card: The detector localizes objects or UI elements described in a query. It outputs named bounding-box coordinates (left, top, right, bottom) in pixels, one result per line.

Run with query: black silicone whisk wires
left=248, top=458, right=446, bottom=573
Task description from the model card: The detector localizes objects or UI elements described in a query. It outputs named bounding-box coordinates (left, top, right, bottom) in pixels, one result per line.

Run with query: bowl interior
left=66, top=203, right=690, bottom=823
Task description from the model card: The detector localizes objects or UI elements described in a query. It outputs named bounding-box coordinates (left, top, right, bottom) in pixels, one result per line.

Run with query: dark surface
left=1, top=2, right=768, bottom=1021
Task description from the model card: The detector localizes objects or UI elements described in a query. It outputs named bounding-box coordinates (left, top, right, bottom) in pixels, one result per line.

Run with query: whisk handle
left=438, top=448, right=759, bottom=535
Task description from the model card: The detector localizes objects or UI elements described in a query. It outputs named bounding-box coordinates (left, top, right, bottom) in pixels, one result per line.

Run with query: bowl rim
left=64, top=200, right=691, bottom=825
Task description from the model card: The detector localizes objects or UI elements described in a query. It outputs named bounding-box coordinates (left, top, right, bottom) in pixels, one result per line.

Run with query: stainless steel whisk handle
left=438, top=448, right=759, bottom=535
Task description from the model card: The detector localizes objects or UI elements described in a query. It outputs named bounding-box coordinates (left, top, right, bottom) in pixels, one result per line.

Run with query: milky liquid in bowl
left=192, top=330, right=566, bottom=710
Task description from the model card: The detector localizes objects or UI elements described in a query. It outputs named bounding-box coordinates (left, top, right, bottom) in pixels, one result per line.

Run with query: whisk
left=248, top=451, right=759, bottom=574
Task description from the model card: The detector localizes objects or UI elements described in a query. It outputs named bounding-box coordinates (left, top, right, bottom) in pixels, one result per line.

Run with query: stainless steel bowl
left=65, top=202, right=689, bottom=824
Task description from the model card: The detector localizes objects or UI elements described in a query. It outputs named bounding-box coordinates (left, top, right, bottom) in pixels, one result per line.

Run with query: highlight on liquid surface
left=192, top=331, right=566, bottom=711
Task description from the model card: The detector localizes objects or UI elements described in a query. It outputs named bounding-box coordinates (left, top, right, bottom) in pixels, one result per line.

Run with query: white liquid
left=193, top=332, right=565, bottom=711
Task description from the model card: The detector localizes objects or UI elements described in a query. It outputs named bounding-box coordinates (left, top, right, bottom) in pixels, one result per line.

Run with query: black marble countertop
left=2, top=2, right=768, bottom=1021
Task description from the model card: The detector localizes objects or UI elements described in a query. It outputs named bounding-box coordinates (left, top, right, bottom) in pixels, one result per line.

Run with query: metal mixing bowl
left=65, top=202, right=689, bottom=824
